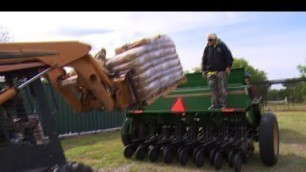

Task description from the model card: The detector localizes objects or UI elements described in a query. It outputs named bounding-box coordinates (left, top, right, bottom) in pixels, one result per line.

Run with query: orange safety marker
left=171, top=97, right=186, bottom=112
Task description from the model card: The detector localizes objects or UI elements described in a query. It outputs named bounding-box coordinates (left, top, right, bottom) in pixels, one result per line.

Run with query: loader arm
left=0, top=41, right=133, bottom=112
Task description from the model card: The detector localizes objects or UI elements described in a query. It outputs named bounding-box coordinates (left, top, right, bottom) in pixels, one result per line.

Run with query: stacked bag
left=105, top=34, right=186, bottom=103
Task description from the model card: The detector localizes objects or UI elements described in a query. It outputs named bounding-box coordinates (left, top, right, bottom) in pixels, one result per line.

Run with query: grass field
left=61, top=104, right=306, bottom=172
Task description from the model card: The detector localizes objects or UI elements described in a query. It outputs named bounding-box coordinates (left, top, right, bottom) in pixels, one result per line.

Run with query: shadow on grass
left=279, top=128, right=306, bottom=144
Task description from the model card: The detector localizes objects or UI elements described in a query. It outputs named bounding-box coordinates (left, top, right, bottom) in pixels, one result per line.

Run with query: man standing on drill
left=201, top=33, right=233, bottom=109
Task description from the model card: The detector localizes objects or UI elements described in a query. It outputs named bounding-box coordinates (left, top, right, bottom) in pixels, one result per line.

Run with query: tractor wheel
left=240, top=151, right=247, bottom=164
left=124, top=144, right=134, bottom=158
left=227, top=150, right=233, bottom=162
left=177, top=145, right=185, bottom=156
left=228, top=150, right=236, bottom=167
left=163, top=146, right=175, bottom=164
left=214, top=151, right=223, bottom=170
left=194, top=148, right=205, bottom=167
left=259, top=112, right=279, bottom=166
left=121, top=118, right=133, bottom=146
left=192, top=146, right=201, bottom=161
left=148, top=145, right=160, bottom=162
left=209, top=148, right=217, bottom=165
left=135, top=145, right=147, bottom=160
left=80, top=165, right=93, bottom=172
left=178, top=147, right=189, bottom=166
left=55, top=162, right=93, bottom=172
left=70, top=162, right=93, bottom=172
left=233, top=153, right=242, bottom=172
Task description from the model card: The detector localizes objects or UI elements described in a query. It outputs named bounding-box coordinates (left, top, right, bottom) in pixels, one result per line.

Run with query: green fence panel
left=17, top=82, right=125, bottom=135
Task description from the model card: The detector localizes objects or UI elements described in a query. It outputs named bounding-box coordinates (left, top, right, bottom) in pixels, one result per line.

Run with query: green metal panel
left=16, top=82, right=125, bottom=135
left=143, top=68, right=251, bottom=112
left=178, top=68, right=245, bottom=88
left=144, top=85, right=250, bottom=111
left=125, top=67, right=259, bottom=141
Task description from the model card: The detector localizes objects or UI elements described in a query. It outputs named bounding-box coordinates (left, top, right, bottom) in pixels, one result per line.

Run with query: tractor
left=0, top=35, right=185, bottom=172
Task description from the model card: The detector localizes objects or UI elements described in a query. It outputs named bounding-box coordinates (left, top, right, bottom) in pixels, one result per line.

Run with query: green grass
left=61, top=105, right=306, bottom=172
left=61, top=130, right=129, bottom=169
left=265, top=102, right=306, bottom=112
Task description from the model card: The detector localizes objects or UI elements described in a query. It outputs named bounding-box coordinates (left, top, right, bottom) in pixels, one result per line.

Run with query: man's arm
left=202, top=46, right=209, bottom=71
left=201, top=46, right=207, bottom=77
left=222, top=43, right=233, bottom=68
left=222, top=43, right=233, bottom=75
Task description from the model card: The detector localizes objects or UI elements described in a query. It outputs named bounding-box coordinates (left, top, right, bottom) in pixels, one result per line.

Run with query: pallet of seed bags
left=106, top=34, right=186, bottom=105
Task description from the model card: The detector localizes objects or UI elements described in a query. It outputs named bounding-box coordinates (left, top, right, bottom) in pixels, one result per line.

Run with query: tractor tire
left=233, top=154, right=242, bottom=172
left=135, top=144, right=148, bottom=160
left=192, top=146, right=200, bottom=162
left=209, top=148, right=217, bottom=165
left=259, top=112, right=279, bottom=166
left=178, top=147, right=189, bottom=166
left=194, top=148, right=205, bottom=167
left=148, top=145, right=160, bottom=162
left=228, top=150, right=236, bottom=167
left=163, top=146, right=175, bottom=164
left=52, top=162, right=93, bottom=172
left=124, top=144, right=134, bottom=158
left=214, top=151, right=223, bottom=170
left=121, top=118, right=133, bottom=146
left=227, top=150, right=234, bottom=162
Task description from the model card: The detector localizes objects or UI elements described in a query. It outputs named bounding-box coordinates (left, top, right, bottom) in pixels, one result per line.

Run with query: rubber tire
left=227, top=150, right=234, bottom=162
left=240, top=152, right=247, bottom=164
left=259, top=112, right=279, bottom=166
left=81, top=165, right=93, bottom=172
left=233, top=153, right=242, bottom=172
left=192, top=146, right=201, bottom=160
left=121, top=118, right=133, bottom=146
left=209, top=148, right=217, bottom=165
left=194, top=148, right=205, bottom=167
left=163, top=146, right=174, bottom=164
left=228, top=151, right=236, bottom=167
left=192, top=147, right=199, bottom=163
left=178, top=147, right=189, bottom=166
left=148, top=146, right=160, bottom=162
left=57, top=162, right=93, bottom=172
left=124, top=144, right=134, bottom=158
left=178, top=146, right=185, bottom=156
left=135, top=145, right=147, bottom=160
left=214, top=151, right=223, bottom=170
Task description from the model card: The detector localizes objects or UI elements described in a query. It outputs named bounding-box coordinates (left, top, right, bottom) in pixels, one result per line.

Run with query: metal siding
left=17, top=82, right=124, bottom=135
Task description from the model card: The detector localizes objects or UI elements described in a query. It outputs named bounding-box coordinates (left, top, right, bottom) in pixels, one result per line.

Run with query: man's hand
left=202, top=71, right=207, bottom=78
left=226, top=67, right=231, bottom=76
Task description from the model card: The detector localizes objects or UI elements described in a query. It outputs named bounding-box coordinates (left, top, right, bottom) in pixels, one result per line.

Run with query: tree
left=192, top=66, right=201, bottom=73
left=267, top=89, right=287, bottom=100
left=282, top=81, right=304, bottom=103
left=183, top=69, right=191, bottom=74
left=297, top=64, right=306, bottom=78
left=0, top=26, right=13, bottom=42
left=296, top=64, right=306, bottom=99
left=231, top=58, right=267, bottom=82
left=280, top=64, right=306, bottom=103
left=231, top=58, right=269, bottom=102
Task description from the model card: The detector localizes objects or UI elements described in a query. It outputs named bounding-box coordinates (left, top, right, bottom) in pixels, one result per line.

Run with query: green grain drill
left=121, top=68, right=279, bottom=172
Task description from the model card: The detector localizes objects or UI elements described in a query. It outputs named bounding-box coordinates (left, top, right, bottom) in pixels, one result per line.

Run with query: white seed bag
left=106, top=34, right=186, bottom=105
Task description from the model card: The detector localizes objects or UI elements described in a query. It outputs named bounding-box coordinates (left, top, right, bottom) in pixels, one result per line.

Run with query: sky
left=1, top=12, right=306, bottom=88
